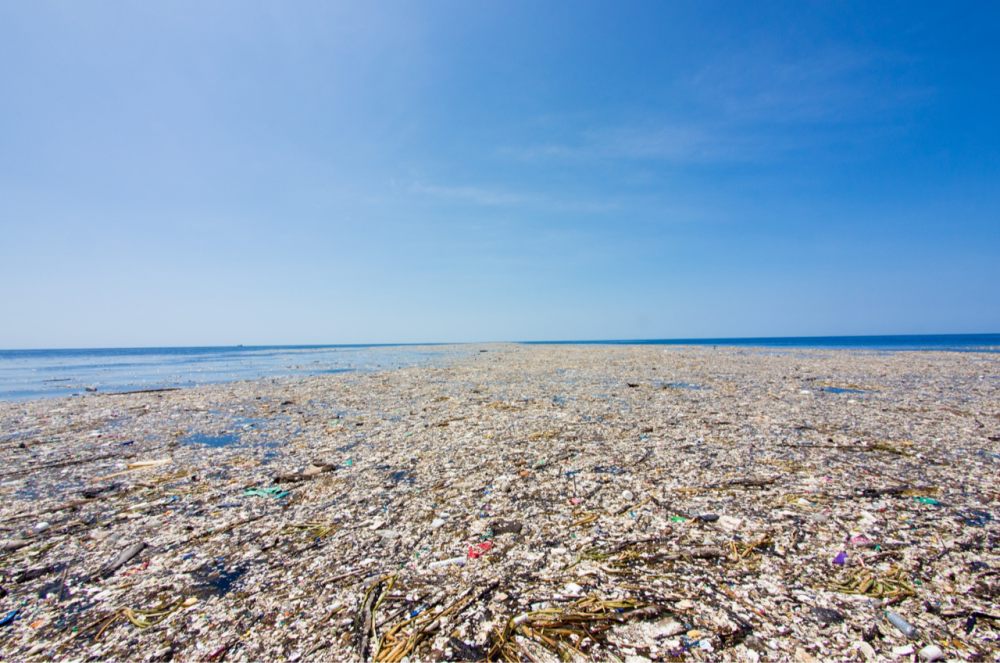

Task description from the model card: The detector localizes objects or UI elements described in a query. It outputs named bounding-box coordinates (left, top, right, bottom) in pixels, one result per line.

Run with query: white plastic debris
left=919, top=645, right=945, bottom=661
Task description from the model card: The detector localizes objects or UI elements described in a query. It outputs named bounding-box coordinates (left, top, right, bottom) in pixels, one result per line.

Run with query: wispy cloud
left=409, top=183, right=531, bottom=206
left=504, top=121, right=804, bottom=165
left=506, top=45, right=931, bottom=167
left=408, top=182, right=621, bottom=214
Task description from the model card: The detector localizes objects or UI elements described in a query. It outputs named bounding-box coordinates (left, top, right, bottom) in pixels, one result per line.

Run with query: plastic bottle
left=886, top=611, right=916, bottom=638
left=429, top=557, right=466, bottom=569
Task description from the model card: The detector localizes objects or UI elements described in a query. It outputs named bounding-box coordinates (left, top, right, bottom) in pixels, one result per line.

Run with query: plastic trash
left=82, top=483, right=120, bottom=499
left=127, top=458, right=171, bottom=469
left=812, top=607, right=844, bottom=624
left=99, top=541, right=147, bottom=578
left=429, top=557, right=466, bottom=569
left=856, top=642, right=876, bottom=661
left=1, top=341, right=998, bottom=660
left=15, top=566, right=57, bottom=583
left=489, top=520, right=523, bottom=535
left=960, top=510, right=992, bottom=527
left=244, top=487, right=289, bottom=498
left=918, top=645, right=945, bottom=661
left=885, top=611, right=917, bottom=638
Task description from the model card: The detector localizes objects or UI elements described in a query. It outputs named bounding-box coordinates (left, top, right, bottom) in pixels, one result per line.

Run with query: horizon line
left=2, top=331, right=999, bottom=353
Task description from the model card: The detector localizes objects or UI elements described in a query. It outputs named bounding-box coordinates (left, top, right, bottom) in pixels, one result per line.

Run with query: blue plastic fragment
left=0, top=610, right=18, bottom=627
left=961, top=510, right=992, bottom=527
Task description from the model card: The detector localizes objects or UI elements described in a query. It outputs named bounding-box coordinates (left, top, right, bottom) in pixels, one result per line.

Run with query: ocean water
left=1, top=334, right=997, bottom=402
left=527, top=333, right=1000, bottom=352
left=0, top=344, right=464, bottom=401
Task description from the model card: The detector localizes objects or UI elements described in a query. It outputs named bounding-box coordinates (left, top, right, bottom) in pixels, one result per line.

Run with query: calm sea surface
left=1, top=334, right=997, bottom=401
left=0, top=345, right=467, bottom=401
left=527, top=333, right=1000, bottom=351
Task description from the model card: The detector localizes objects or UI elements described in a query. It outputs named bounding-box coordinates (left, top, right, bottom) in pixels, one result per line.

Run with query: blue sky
left=1, top=2, right=998, bottom=347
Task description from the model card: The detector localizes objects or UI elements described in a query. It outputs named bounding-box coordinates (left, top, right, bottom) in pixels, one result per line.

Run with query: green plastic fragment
left=243, top=487, right=289, bottom=499
left=914, top=497, right=940, bottom=505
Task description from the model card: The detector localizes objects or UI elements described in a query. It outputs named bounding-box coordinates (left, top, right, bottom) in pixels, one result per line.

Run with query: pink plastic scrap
left=468, top=542, right=493, bottom=559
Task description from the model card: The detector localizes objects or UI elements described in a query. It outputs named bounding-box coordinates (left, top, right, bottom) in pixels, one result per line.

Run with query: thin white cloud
left=409, top=183, right=530, bottom=206
left=504, top=122, right=796, bottom=165
left=505, top=45, right=931, bottom=166
left=408, top=182, right=620, bottom=214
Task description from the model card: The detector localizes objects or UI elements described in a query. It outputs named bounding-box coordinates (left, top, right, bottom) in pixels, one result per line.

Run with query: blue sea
left=526, top=333, right=1000, bottom=351
left=1, top=334, right=997, bottom=401
left=0, top=344, right=464, bottom=401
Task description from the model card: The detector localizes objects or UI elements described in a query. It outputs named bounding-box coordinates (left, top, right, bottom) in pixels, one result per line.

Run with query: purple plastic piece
left=833, top=551, right=848, bottom=565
